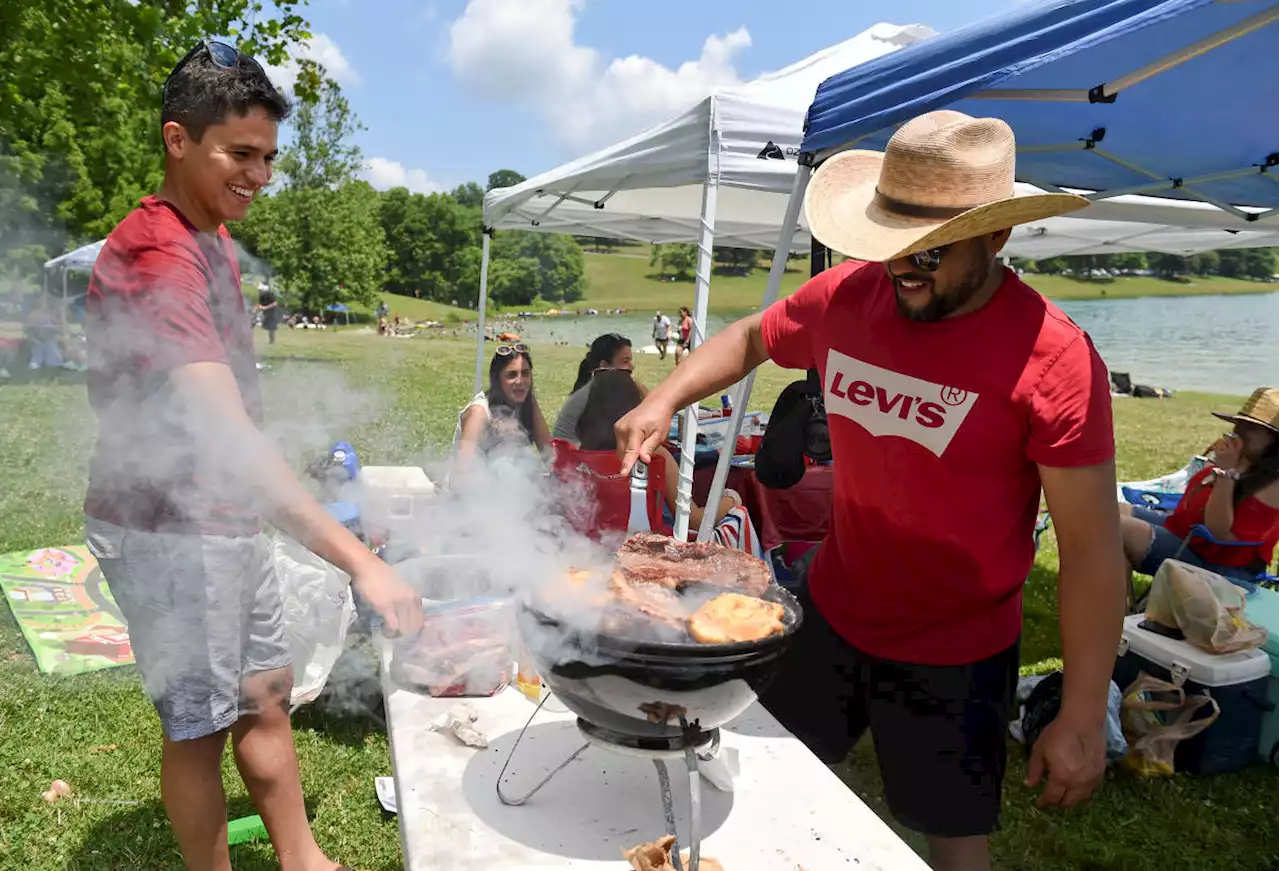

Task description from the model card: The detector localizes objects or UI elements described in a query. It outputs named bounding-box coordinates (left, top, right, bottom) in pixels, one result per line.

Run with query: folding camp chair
left=549, top=439, right=670, bottom=538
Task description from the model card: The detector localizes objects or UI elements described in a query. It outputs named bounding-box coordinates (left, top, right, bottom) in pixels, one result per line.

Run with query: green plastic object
left=227, top=814, right=269, bottom=845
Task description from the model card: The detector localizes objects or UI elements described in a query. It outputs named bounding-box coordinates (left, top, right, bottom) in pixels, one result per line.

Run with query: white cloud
left=264, top=33, right=360, bottom=93
left=361, top=157, right=440, bottom=194
left=447, top=0, right=750, bottom=149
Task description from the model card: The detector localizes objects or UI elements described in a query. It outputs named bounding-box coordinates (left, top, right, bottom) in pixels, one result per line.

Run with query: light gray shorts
left=85, top=517, right=291, bottom=741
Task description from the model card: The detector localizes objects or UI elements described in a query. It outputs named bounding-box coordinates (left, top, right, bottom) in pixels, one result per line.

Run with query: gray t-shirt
left=552, top=385, right=591, bottom=442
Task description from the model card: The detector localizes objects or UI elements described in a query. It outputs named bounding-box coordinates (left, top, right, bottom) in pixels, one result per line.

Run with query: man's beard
left=893, top=252, right=994, bottom=322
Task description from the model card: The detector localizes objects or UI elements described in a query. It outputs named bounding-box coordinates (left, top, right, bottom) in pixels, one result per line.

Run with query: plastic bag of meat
left=390, top=598, right=513, bottom=697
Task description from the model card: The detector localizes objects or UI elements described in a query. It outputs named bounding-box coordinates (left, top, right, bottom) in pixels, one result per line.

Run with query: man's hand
left=1025, top=714, right=1106, bottom=809
left=616, top=399, right=677, bottom=476
left=351, top=560, right=423, bottom=638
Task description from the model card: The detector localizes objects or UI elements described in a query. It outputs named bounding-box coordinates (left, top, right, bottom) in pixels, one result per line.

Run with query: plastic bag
left=1010, top=673, right=1128, bottom=763
left=273, top=533, right=358, bottom=707
left=1146, top=559, right=1267, bottom=654
left=1119, top=671, right=1220, bottom=777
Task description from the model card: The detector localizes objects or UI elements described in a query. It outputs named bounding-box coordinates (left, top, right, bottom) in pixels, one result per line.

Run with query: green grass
left=576, top=249, right=1278, bottom=313
left=0, top=331, right=1275, bottom=870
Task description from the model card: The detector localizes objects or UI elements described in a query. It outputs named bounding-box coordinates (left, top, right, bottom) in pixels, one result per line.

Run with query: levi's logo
left=824, top=350, right=978, bottom=458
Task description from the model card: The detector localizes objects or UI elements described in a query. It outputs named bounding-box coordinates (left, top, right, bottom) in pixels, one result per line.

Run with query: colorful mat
left=0, top=545, right=134, bottom=675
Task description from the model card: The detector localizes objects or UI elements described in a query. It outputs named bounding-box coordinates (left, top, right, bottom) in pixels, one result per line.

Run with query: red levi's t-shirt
left=761, top=261, right=1115, bottom=664
left=84, top=196, right=263, bottom=536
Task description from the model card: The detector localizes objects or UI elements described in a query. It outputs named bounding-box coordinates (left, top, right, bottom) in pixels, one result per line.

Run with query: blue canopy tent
left=698, top=0, right=1279, bottom=540
left=325, top=302, right=352, bottom=326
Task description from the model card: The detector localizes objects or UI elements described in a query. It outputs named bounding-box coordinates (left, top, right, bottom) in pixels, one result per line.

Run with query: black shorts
left=759, top=587, right=1019, bottom=838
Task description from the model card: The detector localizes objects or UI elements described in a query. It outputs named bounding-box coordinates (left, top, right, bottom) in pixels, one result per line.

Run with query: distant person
left=552, top=333, right=639, bottom=443
left=1119, top=389, right=1278, bottom=586
left=24, top=297, right=72, bottom=370
left=255, top=285, right=279, bottom=344
left=652, top=311, right=671, bottom=360
left=675, top=305, right=693, bottom=364
left=454, top=344, right=551, bottom=471
left=83, top=40, right=420, bottom=871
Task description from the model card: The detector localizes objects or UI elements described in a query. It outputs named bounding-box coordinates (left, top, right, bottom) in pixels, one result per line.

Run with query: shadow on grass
left=66, top=796, right=369, bottom=871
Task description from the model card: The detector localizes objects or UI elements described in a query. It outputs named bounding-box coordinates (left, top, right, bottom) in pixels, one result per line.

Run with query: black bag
left=755, top=368, right=830, bottom=490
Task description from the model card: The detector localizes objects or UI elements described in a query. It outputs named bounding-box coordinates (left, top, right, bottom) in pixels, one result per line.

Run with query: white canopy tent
left=477, top=20, right=1279, bottom=540
left=478, top=22, right=936, bottom=539
left=42, top=239, right=106, bottom=304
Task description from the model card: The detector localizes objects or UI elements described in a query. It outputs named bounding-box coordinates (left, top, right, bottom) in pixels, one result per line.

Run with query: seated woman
left=576, top=369, right=740, bottom=533
left=454, top=344, right=551, bottom=472
left=553, top=333, right=644, bottom=443
left=1119, top=388, right=1278, bottom=585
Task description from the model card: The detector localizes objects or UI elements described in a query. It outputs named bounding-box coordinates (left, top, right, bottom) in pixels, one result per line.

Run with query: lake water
left=509, top=292, right=1278, bottom=397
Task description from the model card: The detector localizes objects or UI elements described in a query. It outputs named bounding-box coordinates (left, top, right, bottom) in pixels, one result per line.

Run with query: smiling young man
left=84, top=42, right=421, bottom=871
left=615, top=111, right=1128, bottom=871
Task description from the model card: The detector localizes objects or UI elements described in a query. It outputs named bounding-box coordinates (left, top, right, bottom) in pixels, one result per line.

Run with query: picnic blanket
left=0, top=545, right=134, bottom=675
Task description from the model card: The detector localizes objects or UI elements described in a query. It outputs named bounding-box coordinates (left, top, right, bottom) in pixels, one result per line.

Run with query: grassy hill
left=575, top=248, right=1278, bottom=313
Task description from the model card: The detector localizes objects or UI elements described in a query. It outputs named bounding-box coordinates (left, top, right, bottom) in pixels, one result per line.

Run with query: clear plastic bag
left=1146, top=559, right=1267, bottom=653
left=272, top=533, right=358, bottom=707
left=1119, top=671, right=1220, bottom=777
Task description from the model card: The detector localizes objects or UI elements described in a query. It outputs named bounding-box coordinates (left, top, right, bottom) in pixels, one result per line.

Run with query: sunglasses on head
left=163, top=39, right=264, bottom=101
left=904, top=244, right=953, bottom=273
left=496, top=344, right=529, bottom=356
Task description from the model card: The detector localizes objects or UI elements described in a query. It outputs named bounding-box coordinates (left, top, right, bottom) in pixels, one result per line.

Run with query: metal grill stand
left=495, top=696, right=714, bottom=871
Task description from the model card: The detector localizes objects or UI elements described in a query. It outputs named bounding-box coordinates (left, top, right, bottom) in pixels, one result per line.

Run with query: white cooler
left=358, top=466, right=436, bottom=544
left=1114, top=613, right=1271, bottom=774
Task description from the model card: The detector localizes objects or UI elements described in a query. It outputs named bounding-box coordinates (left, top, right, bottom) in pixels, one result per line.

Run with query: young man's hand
left=1025, top=713, right=1106, bottom=808
left=351, top=561, right=423, bottom=638
left=616, top=400, right=677, bottom=475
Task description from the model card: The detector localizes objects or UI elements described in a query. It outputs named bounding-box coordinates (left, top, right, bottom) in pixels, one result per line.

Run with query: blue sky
left=270, top=0, right=1023, bottom=194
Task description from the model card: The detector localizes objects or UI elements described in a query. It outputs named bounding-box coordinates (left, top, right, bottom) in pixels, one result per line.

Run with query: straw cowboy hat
left=1212, top=388, right=1280, bottom=433
left=805, top=110, right=1090, bottom=263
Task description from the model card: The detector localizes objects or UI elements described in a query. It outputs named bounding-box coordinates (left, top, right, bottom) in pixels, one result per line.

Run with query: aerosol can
left=627, top=459, right=650, bottom=534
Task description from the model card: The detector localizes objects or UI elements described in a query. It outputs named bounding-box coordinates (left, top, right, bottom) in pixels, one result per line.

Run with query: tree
left=1187, top=251, right=1220, bottom=276
left=235, top=181, right=387, bottom=312
left=1113, top=251, right=1147, bottom=272
left=0, top=0, right=311, bottom=279
left=1242, top=247, right=1278, bottom=280
left=379, top=188, right=476, bottom=300
left=450, top=181, right=485, bottom=208
left=487, top=169, right=526, bottom=191
left=491, top=231, right=586, bottom=303
left=650, top=243, right=698, bottom=279
left=1148, top=253, right=1188, bottom=279
left=714, top=246, right=758, bottom=274
left=275, top=78, right=362, bottom=191
left=1034, top=257, right=1068, bottom=274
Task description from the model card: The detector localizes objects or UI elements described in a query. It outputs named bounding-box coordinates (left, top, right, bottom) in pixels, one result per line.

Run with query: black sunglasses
left=163, top=39, right=264, bottom=100
left=905, top=244, right=953, bottom=272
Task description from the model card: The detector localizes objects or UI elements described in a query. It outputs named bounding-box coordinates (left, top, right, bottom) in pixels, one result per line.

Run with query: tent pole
left=673, top=179, right=719, bottom=541
left=695, top=165, right=813, bottom=542
left=473, top=230, right=492, bottom=394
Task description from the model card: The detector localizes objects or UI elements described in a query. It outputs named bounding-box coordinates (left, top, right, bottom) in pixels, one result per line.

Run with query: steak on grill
left=613, top=533, right=772, bottom=598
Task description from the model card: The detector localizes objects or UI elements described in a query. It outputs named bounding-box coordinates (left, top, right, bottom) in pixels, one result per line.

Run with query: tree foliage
left=0, top=0, right=311, bottom=279
left=275, top=79, right=363, bottom=191
left=714, top=246, right=758, bottom=273
left=650, top=243, right=698, bottom=279
left=486, top=169, right=526, bottom=191
left=379, top=188, right=476, bottom=299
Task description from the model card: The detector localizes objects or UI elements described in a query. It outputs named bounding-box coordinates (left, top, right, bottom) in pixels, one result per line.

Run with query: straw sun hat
left=1212, top=388, right=1280, bottom=434
left=804, top=110, right=1091, bottom=263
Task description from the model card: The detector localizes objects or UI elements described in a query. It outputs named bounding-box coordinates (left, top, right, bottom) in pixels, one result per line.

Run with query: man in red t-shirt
left=617, top=112, right=1127, bottom=871
left=84, top=42, right=421, bottom=871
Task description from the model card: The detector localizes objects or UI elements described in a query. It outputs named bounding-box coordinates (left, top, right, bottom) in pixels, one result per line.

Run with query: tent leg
left=473, top=231, right=492, bottom=394
left=673, top=180, right=719, bottom=541
left=695, top=166, right=812, bottom=542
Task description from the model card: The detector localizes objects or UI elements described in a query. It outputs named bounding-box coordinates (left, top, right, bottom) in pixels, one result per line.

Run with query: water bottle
left=627, top=460, right=650, bottom=534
